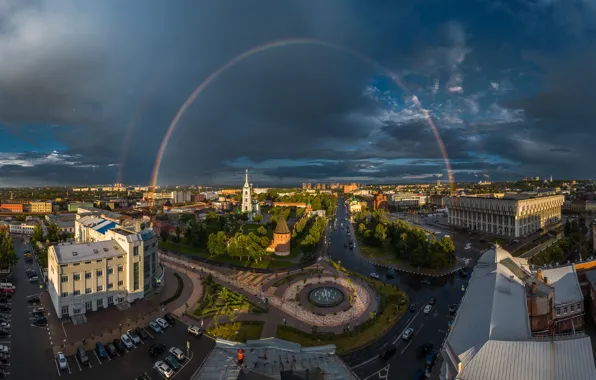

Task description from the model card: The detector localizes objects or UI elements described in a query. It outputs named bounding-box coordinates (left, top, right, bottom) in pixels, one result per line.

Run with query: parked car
left=76, top=347, right=89, bottom=366
left=106, top=343, right=118, bottom=357
left=155, top=361, right=174, bottom=379
left=0, top=330, right=9, bottom=338
left=416, top=343, right=434, bottom=358
left=149, top=343, right=167, bottom=357
left=32, top=316, right=47, bottom=326
left=149, top=321, right=162, bottom=333
left=28, top=276, right=39, bottom=283
left=0, top=307, right=10, bottom=313
left=370, top=273, right=380, bottom=280
left=187, top=325, right=202, bottom=336
left=121, top=334, right=134, bottom=349
left=0, top=346, right=9, bottom=355
left=426, top=351, right=438, bottom=368
left=164, top=355, right=182, bottom=371
left=32, top=307, right=45, bottom=314
left=0, top=299, right=9, bottom=305
left=0, top=289, right=13, bottom=295
left=428, top=297, right=436, bottom=305
left=26, top=295, right=40, bottom=303
left=169, top=347, right=184, bottom=361
left=96, top=342, right=108, bottom=359
left=423, top=304, right=433, bottom=314
left=410, top=303, right=416, bottom=312
left=164, top=313, right=176, bottom=325
left=413, top=369, right=424, bottom=380
left=449, top=304, right=458, bottom=315
left=379, top=346, right=397, bottom=360
left=127, top=329, right=141, bottom=345
left=113, top=339, right=126, bottom=353
left=386, top=269, right=396, bottom=279
left=135, top=327, right=149, bottom=340
left=402, top=327, right=414, bottom=341
left=31, top=311, right=44, bottom=318
left=156, top=318, right=169, bottom=329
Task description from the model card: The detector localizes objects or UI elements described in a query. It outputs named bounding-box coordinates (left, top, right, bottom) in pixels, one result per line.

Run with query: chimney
left=544, top=277, right=548, bottom=284
left=537, top=270, right=543, bottom=281
left=531, top=282, right=537, bottom=295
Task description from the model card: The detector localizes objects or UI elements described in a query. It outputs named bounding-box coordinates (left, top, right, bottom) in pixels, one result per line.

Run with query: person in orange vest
left=237, top=348, right=244, bottom=365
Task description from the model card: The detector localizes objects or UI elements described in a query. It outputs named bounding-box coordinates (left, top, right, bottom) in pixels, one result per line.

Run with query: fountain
left=308, top=286, right=344, bottom=307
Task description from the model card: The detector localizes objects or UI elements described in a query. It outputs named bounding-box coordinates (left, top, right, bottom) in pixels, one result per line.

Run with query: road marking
left=53, top=358, right=62, bottom=377
left=92, top=350, right=102, bottom=364
left=65, top=357, right=72, bottom=374
left=362, top=364, right=390, bottom=380
left=61, top=321, right=68, bottom=338
left=399, top=340, right=413, bottom=355
left=350, top=355, right=379, bottom=369
left=438, top=329, right=448, bottom=334
left=143, top=328, right=154, bottom=339
left=393, top=306, right=424, bottom=345
left=74, top=356, right=82, bottom=371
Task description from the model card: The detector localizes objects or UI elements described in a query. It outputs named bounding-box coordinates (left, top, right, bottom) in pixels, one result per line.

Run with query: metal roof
left=52, top=240, right=123, bottom=264
left=457, top=338, right=596, bottom=380
left=541, top=265, right=584, bottom=305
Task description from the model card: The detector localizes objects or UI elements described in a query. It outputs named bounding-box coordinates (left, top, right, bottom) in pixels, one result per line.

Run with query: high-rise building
left=242, top=169, right=253, bottom=213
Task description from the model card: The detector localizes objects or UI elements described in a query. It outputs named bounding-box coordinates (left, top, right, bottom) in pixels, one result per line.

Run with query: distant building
left=541, top=265, right=585, bottom=333
left=241, top=169, right=252, bottom=213
left=445, top=194, right=563, bottom=237
left=9, top=221, right=38, bottom=235
left=430, top=194, right=445, bottom=207
left=343, top=183, right=359, bottom=194
left=30, top=201, right=53, bottom=213
left=0, top=203, right=23, bottom=213
left=68, top=202, right=95, bottom=212
left=373, top=191, right=388, bottom=210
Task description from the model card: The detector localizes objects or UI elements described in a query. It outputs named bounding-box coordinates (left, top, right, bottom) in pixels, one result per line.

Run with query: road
left=327, top=198, right=480, bottom=380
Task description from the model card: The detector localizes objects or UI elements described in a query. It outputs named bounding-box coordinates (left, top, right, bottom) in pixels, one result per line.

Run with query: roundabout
left=308, top=286, right=344, bottom=307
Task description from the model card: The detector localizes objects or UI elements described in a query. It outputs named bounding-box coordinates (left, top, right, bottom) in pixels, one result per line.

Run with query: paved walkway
left=162, top=261, right=203, bottom=317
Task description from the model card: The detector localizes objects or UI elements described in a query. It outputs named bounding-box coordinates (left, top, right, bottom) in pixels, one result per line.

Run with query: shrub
left=163, top=273, right=184, bottom=305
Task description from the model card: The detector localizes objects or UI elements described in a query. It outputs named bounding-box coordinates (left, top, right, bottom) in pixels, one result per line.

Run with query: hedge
left=163, top=273, right=184, bottom=305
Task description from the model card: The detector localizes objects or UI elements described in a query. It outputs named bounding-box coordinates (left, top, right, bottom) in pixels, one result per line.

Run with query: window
left=73, top=274, right=80, bottom=281
left=556, top=308, right=561, bottom=316
left=118, top=265, right=123, bottom=272
left=571, top=304, right=575, bottom=312
left=85, top=288, right=92, bottom=294
left=61, top=306, right=69, bottom=316
left=133, top=246, right=139, bottom=256
left=97, top=285, right=103, bottom=292
left=578, top=303, right=582, bottom=311
left=73, top=263, right=80, bottom=266
left=73, top=308, right=81, bottom=314
left=96, top=270, right=103, bottom=277
left=61, top=276, right=68, bottom=283
left=107, top=296, right=114, bottom=305
left=118, top=280, right=124, bottom=286
left=85, top=272, right=91, bottom=279
left=96, top=259, right=102, bottom=263
left=563, top=307, right=568, bottom=314
left=107, top=258, right=113, bottom=261
left=107, top=267, right=113, bottom=275
left=96, top=299, right=103, bottom=308
left=73, top=290, right=80, bottom=296
left=152, top=243, right=156, bottom=247
left=108, top=283, right=113, bottom=289
left=84, top=261, right=91, bottom=264
left=85, top=301, right=92, bottom=311
left=61, top=292, right=68, bottom=297
left=133, top=262, right=139, bottom=291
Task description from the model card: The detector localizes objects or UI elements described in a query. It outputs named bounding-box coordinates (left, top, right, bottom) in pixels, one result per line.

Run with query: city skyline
left=0, top=1, right=594, bottom=187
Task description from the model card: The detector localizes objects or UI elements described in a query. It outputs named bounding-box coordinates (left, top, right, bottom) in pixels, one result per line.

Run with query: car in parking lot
left=57, top=352, right=68, bottom=370
left=156, top=318, right=169, bottom=329
left=149, top=343, right=167, bottom=357
left=32, top=316, right=47, bottom=326
left=0, top=289, right=13, bottom=296
left=106, top=343, right=118, bottom=357
left=155, top=360, right=174, bottom=379
left=164, top=354, right=182, bottom=371
left=135, top=327, right=149, bottom=340
left=423, top=304, right=433, bottom=314
left=0, top=346, right=9, bottom=355
left=149, top=321, right=162, bottom=333
left=0, top=330, right=9, bottom=337
left=96, top=342, right=108, bottom=359
left=410, top=303, right=417, bottom=312
left=127, top=329, right=142, bottom=345
left=26, top=295, right=40, bottom=303
left=113, top=338, right=126, bottom=353
left=370, top=273, right=380, bottom=280
left=0, top=307, right=10, bottom=313
left=76, top=347, right=89, bottom=366
left=164, top=313, right=176, bottom=325
left=187, top=325, right=202, bottom=336
left=402, top=327, right=414, bottom=341
left=121, top=334, right=134, bottom=349
left=0, top=354, right=9, bottom=363
left=29, top=276, right=39, bottom=283
left=449, top=304, right=458, bottom=315
left=135, top=374, right=151, bottom=380
left=0, top=323, right=9, bottom=330
left=169, top=347, right=184, bottom=361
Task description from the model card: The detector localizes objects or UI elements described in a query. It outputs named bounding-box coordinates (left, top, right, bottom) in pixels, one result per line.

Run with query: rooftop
left=541, top=264, right=584, bottom=305
left=52, top=240, right=123, bottom=264
left=77, top=215, right=118, bottom=235
left=274, top=218, right=290, bottom=235
left=194, top=338, right=358, bottom=380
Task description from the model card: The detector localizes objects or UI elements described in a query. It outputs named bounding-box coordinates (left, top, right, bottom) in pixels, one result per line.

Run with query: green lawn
left=207, top=321, right=264, bottom=342
left=243, top=223, right=274, bottom=239
left=276, top=279, right=407, bottom=354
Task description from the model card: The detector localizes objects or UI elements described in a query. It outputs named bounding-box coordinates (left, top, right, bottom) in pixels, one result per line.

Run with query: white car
left=187, top=325, right=202, bottom=336
left=0, top=345, right=9, bottom=354
left=155, top=360, right=174, bottom=379
left=424, top=304, right=433, bottom=314
left=464, top=243, right=471, bottom=250
left=127, top=329, right=141, bottom=345
left=370, top=273, right=380, bottom=280
left=149, top=321, right=162, bottom=333
left=169, top=347, right=184, bottom=361
left=120, top=334, right=134, bottom=349
left=156, top=318, right=169, bottom=329
left=0, top=322, right=10, bottom=330
left=402, top=327, right=414, bottom=340
left=57, top=352, right=68, bottom=370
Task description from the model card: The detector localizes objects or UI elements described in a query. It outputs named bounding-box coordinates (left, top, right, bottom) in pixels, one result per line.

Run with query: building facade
left=30, top=201, right=53, bottom=213
left=9, top=222, right=38, bottom=235
left=445, top=194, right=563, bottom=237
left=0, top=203, right=23, bottom=213
left=241, top=169, right=252, bottom=213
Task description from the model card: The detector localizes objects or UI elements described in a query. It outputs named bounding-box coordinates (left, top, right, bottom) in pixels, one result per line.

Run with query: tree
left=254, top=214, right=263, bottom=223
left=32, top=224, right=44, bottom=242
left=175, top=226, right=182, bottom=242
left=47, top=223, right=60, bottom=242
left=0, top=232, right=17, bottom=269
left=564, top=219, right=571, bottom=237
left=207, top=232, right=228, bottom=256
left=374, top=223, right=387, bottom=244
left=257, top=226, right=267, bottom=236
left=160, top=229, right=169, bottom=242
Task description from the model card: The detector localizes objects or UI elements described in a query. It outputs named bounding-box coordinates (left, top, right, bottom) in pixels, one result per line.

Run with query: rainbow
left=149, top=38, right=455, bottom=192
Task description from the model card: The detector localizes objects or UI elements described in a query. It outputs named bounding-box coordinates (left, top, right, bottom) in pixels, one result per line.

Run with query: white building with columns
left=445, top=194, right=563, bottom=238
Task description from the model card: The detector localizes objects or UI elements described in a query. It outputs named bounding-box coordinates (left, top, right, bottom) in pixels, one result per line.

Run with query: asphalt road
left=328, top=199, right=477, bottom=380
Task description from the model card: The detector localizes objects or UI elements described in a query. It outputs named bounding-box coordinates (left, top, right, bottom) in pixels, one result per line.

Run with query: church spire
left=244, top=169, right=249, bottom=187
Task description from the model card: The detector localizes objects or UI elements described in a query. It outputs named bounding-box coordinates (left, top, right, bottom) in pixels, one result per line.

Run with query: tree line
left=0, top=231, right=17, bottom=269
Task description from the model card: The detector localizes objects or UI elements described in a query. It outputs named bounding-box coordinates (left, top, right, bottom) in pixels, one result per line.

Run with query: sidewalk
left=162, top=261, right=203, bottom=317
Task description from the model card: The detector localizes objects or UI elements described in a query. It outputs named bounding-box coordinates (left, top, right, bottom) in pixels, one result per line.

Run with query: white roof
left=541, top=265, right=583, bottom=305
left=447, top=245, right=531, bottom=366
left=457, top=338, right=596, bottom=380
left=52, top=240, right=123, bottom=264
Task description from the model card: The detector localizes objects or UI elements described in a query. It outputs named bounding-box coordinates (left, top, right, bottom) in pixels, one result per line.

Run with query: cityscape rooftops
left=52, top=240, right=122, bottom=264
left=541, top=264, right=584, bottom=305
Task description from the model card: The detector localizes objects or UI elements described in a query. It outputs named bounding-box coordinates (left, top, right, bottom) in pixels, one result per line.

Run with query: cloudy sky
left=0, top=0, right=594, bottom=187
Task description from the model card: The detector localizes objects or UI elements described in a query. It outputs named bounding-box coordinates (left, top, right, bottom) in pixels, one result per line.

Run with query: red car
left=0, top=289, right=14, bottom=295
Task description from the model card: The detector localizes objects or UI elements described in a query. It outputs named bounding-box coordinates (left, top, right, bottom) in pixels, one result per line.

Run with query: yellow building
left=30, top=201, right=53, bottom=213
